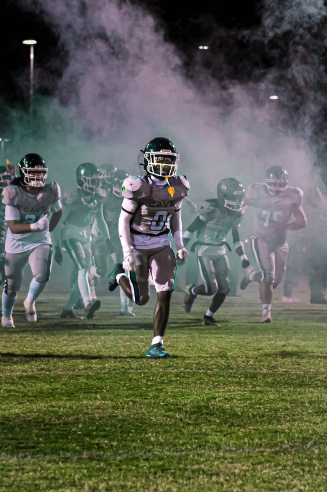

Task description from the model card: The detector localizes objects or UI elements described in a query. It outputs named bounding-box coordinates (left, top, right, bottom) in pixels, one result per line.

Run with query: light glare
left=22, top=39, right=37, bottom=45
left=198, top=46, right=209, bottom=50
left=270, top=95, right=279, bottom=100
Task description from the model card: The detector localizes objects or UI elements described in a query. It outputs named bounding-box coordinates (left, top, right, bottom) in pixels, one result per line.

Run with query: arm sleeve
left=170, top=209, right=184, bottom=249
left=119, top=208, right=133, bottom=255
left=5, top=205, right=20, bottom=221
left=94, top=204, right=110, bottom=239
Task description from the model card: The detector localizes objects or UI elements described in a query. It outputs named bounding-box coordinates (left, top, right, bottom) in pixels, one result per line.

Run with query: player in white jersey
left=240, top=166, right=307, bottom=323
left=1, top=153, right=62, bottom=327
left=107, top=137, right=189, bottom=358
left=54, top=162, right=110, bottom=319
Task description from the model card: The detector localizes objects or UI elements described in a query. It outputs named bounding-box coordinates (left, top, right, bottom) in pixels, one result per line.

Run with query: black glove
left=55, top=246, right=63, bottom=266
left=242, top=258, right=250, bottom=269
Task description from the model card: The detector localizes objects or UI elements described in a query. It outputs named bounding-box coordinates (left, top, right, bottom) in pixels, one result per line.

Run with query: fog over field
left=3, top=0, right=324, bottom=200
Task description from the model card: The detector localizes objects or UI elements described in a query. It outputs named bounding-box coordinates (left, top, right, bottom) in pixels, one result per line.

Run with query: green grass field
left=0, top=282, right=326, bottom=491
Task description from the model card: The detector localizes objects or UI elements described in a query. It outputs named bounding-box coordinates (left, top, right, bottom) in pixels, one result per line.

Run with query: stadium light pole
left=22, top=39, right=37, bottom=122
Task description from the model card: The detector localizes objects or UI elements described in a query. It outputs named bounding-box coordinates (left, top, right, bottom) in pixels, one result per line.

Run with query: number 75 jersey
left=121, top=175, right=189, bottom=235
left=244, top=182, right=303, bottom=244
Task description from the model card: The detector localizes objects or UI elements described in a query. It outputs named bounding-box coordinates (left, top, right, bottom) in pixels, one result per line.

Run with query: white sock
left=116, top=273, right=126, bottom=283
left=77, top=268, right=91, bottom=307
left=27, top=278, right=46, bottom=303
left=262, top=304, right=272, bottom=313
left=152, top=336, right=163, bottom=345
left=2, top=290, right=17, bottom=317
left=191, top=286, right=197, bottom=295
left=249, top=270, right=257, bottom=281
left=205, top=309, right=214, bottom=317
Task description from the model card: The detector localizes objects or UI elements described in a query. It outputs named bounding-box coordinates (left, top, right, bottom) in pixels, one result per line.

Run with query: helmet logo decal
left=122, top=184, right=126, bottom=195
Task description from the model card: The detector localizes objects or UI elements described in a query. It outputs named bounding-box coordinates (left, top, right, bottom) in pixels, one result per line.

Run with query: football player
left=182, top=178, right=249, bottom=325
left=240, top=165, right=307, bottom=323
left=91, top=168, right=135, bottom=316
left=54, top=162, right=110, bottom=319
left=107, top=137, right=189, bottom=358
left=0, top=161, right=17, bottom=285
left=1, top=153, right=62, bottom=327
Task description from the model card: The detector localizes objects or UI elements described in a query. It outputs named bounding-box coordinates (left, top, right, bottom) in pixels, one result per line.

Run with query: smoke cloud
left=4, top=0, right=326, bottom=199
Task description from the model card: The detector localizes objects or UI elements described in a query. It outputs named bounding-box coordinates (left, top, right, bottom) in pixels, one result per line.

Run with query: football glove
left=123, top=251, right=136, bottom=272
left=54, top=246, right=63, bottom=266
left=30, top=215, right=49, bottom=232
left=176, top=247, right=188, bottom=262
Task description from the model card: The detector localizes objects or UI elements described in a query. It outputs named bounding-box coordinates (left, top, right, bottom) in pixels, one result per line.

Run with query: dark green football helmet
left=0, top=166, right=12, bottom=190
left=265, top=165, right=288, bottom=195
left=76, top=162, right=103, bottom=194
left=217, top=178, right=245, bottom=212
left=19, top=153, right=48, bottom=187
left=99, top=163, right=117, bottom=186
left=112, top=169, right=129, bottom=197
left=141, top=137, right=179, bottom=178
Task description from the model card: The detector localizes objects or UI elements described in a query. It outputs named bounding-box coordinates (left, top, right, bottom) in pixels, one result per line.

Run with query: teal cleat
left=107, top=263, right=125, bottom=291
left=145, top=343, right=171, bottom=359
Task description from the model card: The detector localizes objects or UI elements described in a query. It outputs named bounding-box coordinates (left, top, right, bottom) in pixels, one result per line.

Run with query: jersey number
left=262, top=210, right=283, bottom=227
left=23, top=213, right=45, bottom=224
left=150, top=210, right=168, bottom=231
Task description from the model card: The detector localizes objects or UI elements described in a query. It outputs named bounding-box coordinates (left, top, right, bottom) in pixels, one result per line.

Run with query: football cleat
left=203, top=314, right=221, bottom=326
left=183, top=284, right=197, bottom=313
left=119, top=309, right=135, bottom=316
left=84, top=299, right=101, bottom=319
left=261, top=310, right=272, bottom=323
left=145, top=343, right=171, bottom=359
left=1, top=315, right=15, bottom=328
left=60, top=309, right=84, bottom=319
left=24, top=297, right=37, bottom=323
left=107, top=263, right=125, bottom=291
left=240, top=267, right=255, bottom=290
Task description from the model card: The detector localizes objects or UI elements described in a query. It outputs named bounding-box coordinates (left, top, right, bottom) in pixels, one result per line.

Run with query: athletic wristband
left=240, top=254, right=248, bottom=261
left=234, top=241, right=243, bottom=250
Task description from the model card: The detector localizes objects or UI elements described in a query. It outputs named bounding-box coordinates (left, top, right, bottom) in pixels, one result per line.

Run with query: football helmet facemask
left=112, top=169, right=129, bottom=197
left=76, top=162, right=104, bottom=195
left=0, top=166, right=12, bottom=190
left=19, top=153, right=48, bottom=188
left=265, top=165, right=289, bottom=195
left=217, top=178, right=245, bottom=212
left=141, top=137, right=179, bottom=178
left=99, top=163, right=117, bottom=186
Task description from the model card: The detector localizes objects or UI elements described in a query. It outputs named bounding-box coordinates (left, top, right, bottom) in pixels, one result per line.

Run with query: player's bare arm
left=232, top=225, right=250, bottom=268
left=49, top=208, right=62, bottom=232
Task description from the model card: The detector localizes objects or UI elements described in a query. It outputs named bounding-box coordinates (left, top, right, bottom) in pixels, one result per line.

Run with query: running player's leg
left=145, top=246, right=176, bottom=358
left=24, top=245, right=53, bottom=322
left=254, top=239, right=275, bottom=323
left=204, top=255, right=230, bottom=326
left=183, top=255, right=217, bottom=313
left=110, top=249, right=150, bottom=306
left=2, top=251, right=28, bottom=326
left=273, top=243, right=289, bottom=289
left=63, top=239, right=100, bottom=318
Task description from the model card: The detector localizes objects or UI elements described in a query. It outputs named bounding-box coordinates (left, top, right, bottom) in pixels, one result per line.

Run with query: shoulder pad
left=63, top=188, right=79, bottom=206
left=2, top=184, right=19, bottom=205
left=176, top=174, right=190, bottom=190
left=46, top=181, right=61, bottom=198
left=289, top=186, right=303, bottom=205
left=122, top=176, right=146, bottom=200
left=199, top=199, right=217, bottom=215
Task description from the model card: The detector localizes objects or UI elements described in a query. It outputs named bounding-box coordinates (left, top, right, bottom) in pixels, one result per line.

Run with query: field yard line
left=0, top=442, right=325, bottom=463
left=0, top=369, right=324, bottom=376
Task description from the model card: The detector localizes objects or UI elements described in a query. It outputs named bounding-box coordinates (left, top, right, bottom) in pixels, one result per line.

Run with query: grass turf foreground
left=0, top=287, right=326, bottom=491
